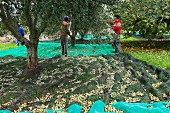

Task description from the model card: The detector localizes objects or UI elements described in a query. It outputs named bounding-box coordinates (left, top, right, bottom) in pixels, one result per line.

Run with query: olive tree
left=49, top=0, right=116, bottom=46
left=0, top=0, right=116, bottom=74
left=0, top=0, right=63, bottom=73
left=112, top=0, right=170, bottom=39
left=0, top=21, right=8, bottom=36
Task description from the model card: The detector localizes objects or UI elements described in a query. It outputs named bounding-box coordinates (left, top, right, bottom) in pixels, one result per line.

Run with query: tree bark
left=71, top=37, right=76, bottom=47
left=26, top=41, right=38, bottom=70
left=71, top=31, right=77, bottom=47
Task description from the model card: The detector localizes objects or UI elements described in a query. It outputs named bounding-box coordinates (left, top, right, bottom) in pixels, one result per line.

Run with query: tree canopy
left=112, top=0, right=170, bottom=39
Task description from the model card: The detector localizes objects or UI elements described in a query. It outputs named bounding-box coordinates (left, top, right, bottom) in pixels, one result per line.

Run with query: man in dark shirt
left=59, top=16, right=71, bottom=57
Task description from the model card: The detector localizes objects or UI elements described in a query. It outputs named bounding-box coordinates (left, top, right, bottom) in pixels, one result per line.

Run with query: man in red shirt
left=107, top=14, right=122, bottom=54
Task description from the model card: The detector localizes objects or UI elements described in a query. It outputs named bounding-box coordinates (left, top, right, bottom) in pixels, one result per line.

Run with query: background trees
left=47, top=0, right=111, bottom=46
left=112, top=0, right=170, bottom=39
left=0, top=22, right=9, bottom=36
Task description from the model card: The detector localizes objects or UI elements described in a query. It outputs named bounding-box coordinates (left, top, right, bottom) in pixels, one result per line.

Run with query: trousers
left=16, top=39, right=25, bottom=46
left=113, top=34, right=121, bottom=53
left=60, top=36, right=68, bottom=56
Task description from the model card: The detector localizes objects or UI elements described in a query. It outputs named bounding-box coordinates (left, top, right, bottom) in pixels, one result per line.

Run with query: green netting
left=0, top=42, right=115, bottom=58
left=0, top=110, right=12, bottom=113
left=88, top=100, right=116, bottom=113
left=18, top=111, right=31, bottom=113
left=76, top=34, right=112, bottom=40
left=135, top=31, right=140, bottom=36
left=45, top=109, right=62, bottom=113
left=88, top=100, right=106, bottom=113
left=112, top=102, right=170, bottom=113
left=164, top=33, right=170, bottom=37
left=67, top=104, right=83, bottom=113
left=1, top=101, right=170, bottom=113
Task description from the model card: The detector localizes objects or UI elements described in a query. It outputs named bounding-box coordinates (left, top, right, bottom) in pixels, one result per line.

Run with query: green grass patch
left=121, top=35, right=139, bottom=41
left=0, top=43, right=17, bottom=50
left=126, top=51, right=170, bottom=69
left=122, top=40, right=170, bottom=69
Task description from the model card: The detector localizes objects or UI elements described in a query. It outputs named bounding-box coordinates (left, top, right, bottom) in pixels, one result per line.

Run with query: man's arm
left=106, top=20, right=114, bottom=25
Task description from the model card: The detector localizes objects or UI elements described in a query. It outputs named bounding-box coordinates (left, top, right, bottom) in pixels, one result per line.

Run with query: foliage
left=121, top=40, right=170, bottom=51
left=46, top=0, right=111, bottom=40
left=0, top=22, right=10, bottom=36
left=112, top=0, right=170, bottom=39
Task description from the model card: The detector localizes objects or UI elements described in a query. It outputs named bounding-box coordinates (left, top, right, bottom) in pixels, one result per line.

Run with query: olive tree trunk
left=26, top=41, right=39, bottom=70
left=71, top=31, right=77, bottom=47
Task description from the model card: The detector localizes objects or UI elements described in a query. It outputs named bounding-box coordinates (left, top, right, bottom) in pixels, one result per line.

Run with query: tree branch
left=95, top=0, right=116, bottom=5
left=23, top=0, right=34, bottom=37
left=37, top=7, right=52, bottom=37
left=0, top=3, right=30, bottom=45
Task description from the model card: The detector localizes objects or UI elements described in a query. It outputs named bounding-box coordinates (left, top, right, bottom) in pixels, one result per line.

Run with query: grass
left=0, top=43, right=17, bottom=50
left=121, top=39, right=170, bottom=69
left=120, top=35, right=139, bottom=41
left=124, top=50, right=170, bottom=69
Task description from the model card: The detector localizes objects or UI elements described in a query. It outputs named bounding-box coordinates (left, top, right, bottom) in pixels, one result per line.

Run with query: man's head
left=64, top=16, right=69, bottom=22
left=114, top=14, right=120, bottom=19
left=18, top=23, right=21, bottom=27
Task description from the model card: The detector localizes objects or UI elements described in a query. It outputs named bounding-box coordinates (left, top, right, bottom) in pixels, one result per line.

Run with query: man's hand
left=106, top=20, right=113, bottom=25
left=106, top=20, right=110, bottom=24
left=67, top=31, right=73, bottom=39
left=69, top=34, right=73, bottom=39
